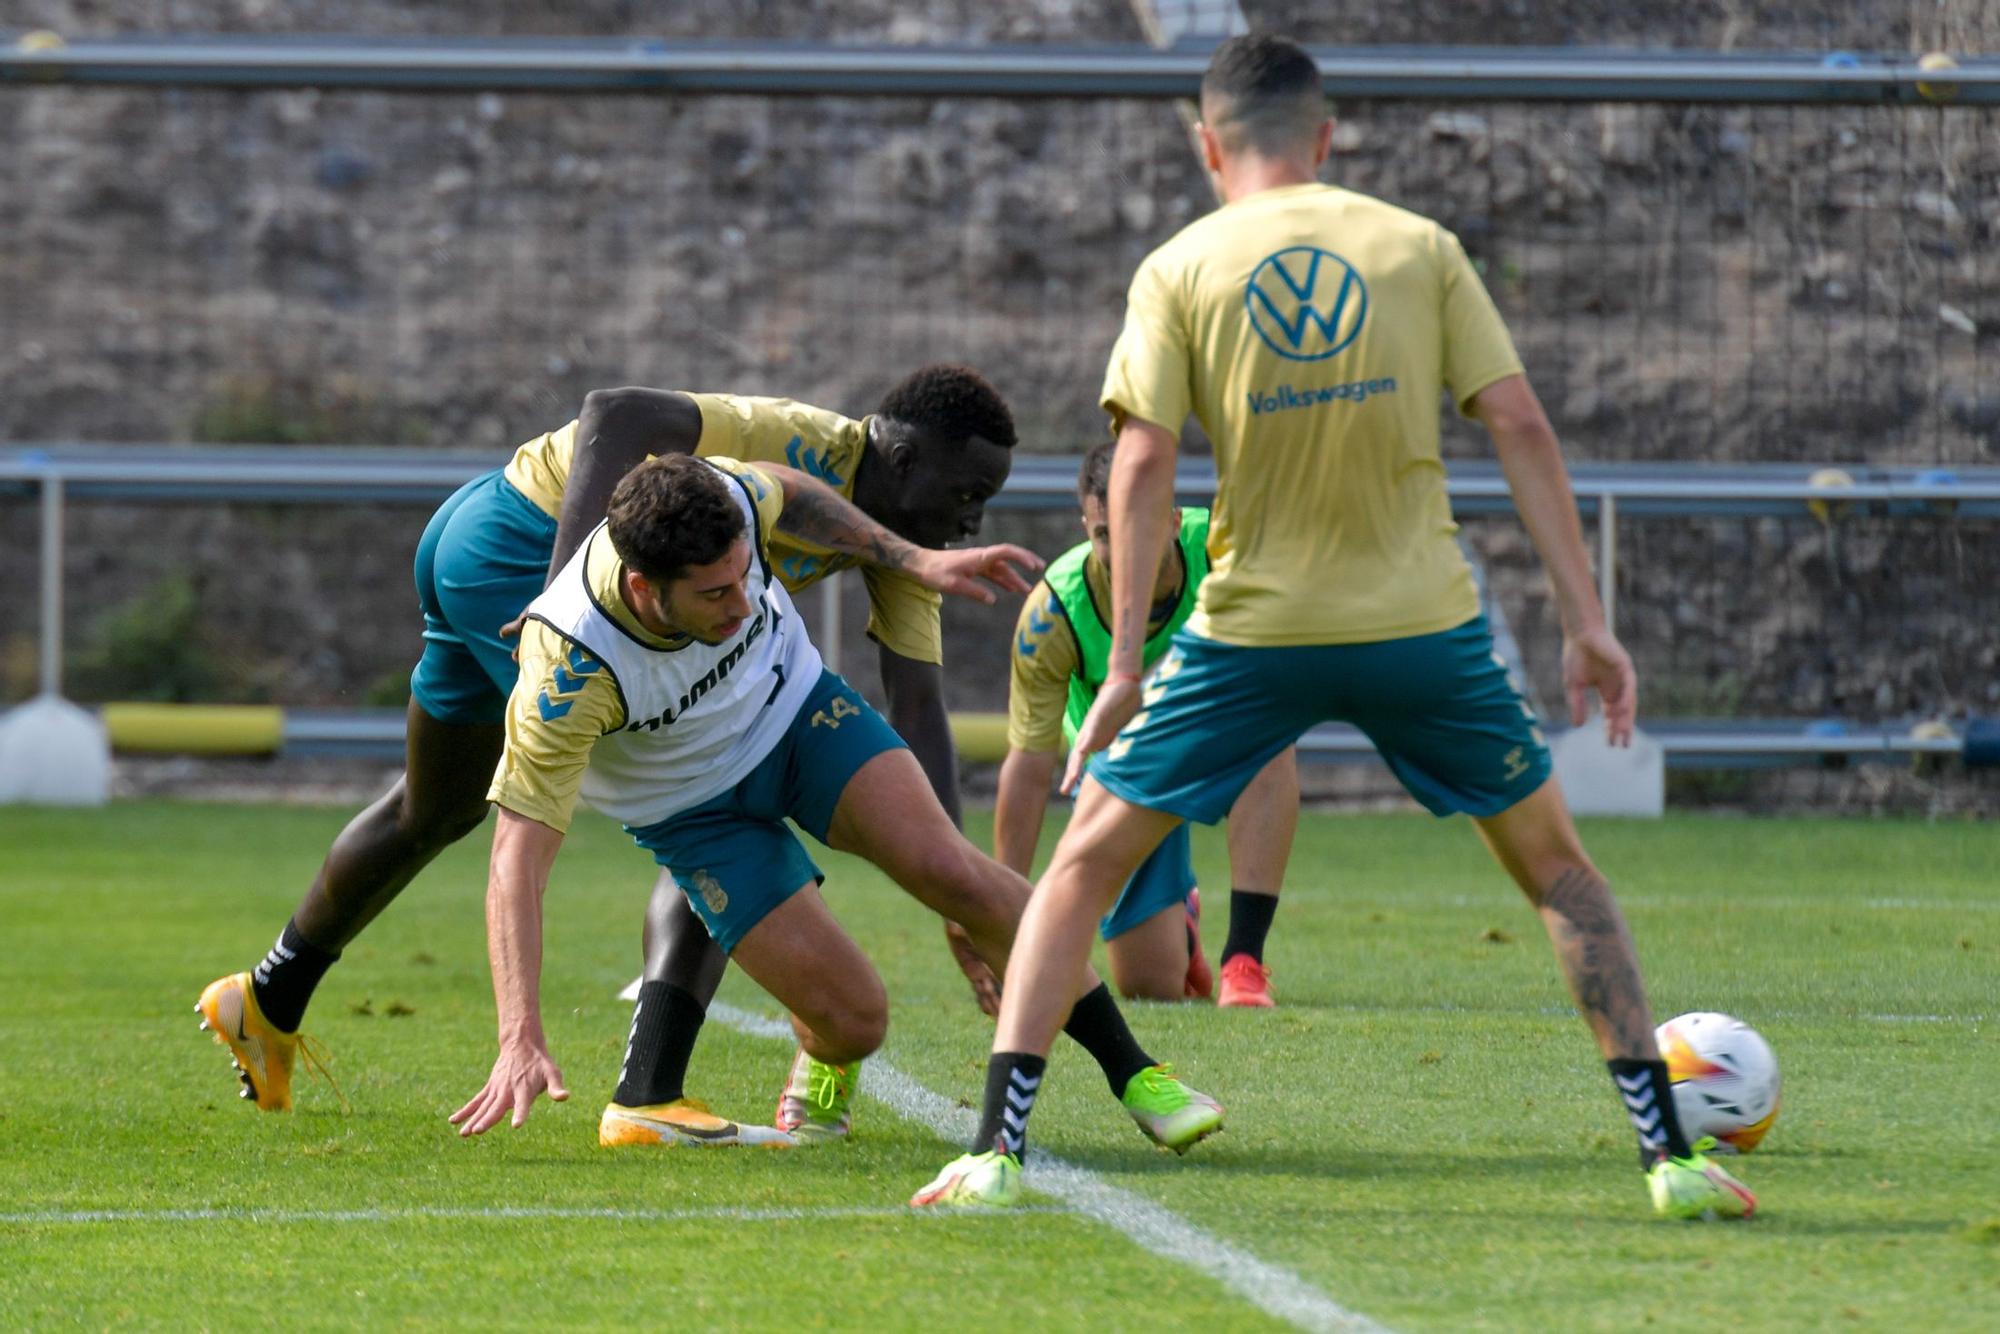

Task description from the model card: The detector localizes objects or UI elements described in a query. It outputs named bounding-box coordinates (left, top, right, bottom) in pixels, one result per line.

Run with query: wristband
left=1107, top=670, right=1142, bottom=685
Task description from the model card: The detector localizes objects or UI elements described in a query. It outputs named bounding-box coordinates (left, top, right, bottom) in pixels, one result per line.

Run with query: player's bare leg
left=914, top=778, right=1218, bottom=1205
left=198, top=702, right=502, bottom=1109
left=1103, top=903, right=1191, bottom=1002
left=640, top=872, right=729, bottom=1000
left=992, top=777, right=1181, bottom=1055
left=726, top=883, right=887, bottom=1067
left=1218, top=747, right=1297, bottom=1006
left=729, top=882, right=886, bottom=1143
left=825, top=750, right=1031, bottom=973
left=1474, top=775, right=1748, bottom=1214
left=1471, top=776, right=1657, bottom=1062
left=293, top=701, right=503, bottom=950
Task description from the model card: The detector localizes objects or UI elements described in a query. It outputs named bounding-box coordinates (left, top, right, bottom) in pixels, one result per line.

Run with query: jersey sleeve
left=860, top=564, right=944, bottom=665
left=1099, top=251, right=1194, bottom=435
left=487, top=620, right=627, bottom=833
left=1434, top=226, right=1526, bottom=415
left=704, top=456, right=788, bottom=551
left=1006, top=581, right=1078, bottom=753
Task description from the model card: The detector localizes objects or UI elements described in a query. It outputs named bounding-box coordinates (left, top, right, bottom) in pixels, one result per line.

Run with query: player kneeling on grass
left=916, top=34, right=1753, bottom=1220
left=450, top=453, right=1220, bottom=1154
left=999, top=441, right=1297, bottom=1005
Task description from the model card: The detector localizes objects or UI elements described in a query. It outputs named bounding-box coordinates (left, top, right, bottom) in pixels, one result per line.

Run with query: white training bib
left=524, top=466, right=821, bottom=826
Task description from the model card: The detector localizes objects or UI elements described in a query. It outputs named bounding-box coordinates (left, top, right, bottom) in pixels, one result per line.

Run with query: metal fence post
left=820, top=578, right=843, bottom=674
left=1598, top=491, right=1617, bottom=638
left=39, top=472, right=65, bottom=697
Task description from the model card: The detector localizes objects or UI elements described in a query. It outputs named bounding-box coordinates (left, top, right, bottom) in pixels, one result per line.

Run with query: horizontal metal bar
left=4, top=447, right=1997, bottom=516
left=276, top=706, right=1967, bottom=766
left=4, top=37, right=1998, bottom=104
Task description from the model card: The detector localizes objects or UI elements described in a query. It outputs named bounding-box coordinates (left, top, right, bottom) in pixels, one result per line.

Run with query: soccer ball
left=1656, top=1012, right=1781, bottom=1154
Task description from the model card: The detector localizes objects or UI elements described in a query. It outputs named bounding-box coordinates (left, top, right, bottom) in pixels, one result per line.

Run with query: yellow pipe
left=94, top=702, right=1006, bottom=762
left=101, top=703, right=285, bottom=755
left=948, top=712, right=1011, bottom=764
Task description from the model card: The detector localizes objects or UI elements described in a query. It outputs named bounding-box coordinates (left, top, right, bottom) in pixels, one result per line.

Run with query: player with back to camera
left=914, top=34, right=1755, bottom=1220
left=999, top=440, right=1297, bottom=1005
left=197, top=368, right=1049, bottom=1144
left=448, top=451, right=1221, bottom=1158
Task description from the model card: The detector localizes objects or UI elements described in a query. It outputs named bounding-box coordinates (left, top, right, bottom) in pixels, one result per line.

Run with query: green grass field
left=2, top=802, right=1996, bottom=1330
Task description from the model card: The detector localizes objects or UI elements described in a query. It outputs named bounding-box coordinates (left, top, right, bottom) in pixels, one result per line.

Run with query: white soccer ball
left=1655, top=1011, right=1781, bottom=1154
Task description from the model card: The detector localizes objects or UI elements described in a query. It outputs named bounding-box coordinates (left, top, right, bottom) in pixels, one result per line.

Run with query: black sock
left=1060, top=982, right=1155, bottom=1098
left=250, top=920, right=338, bottom=1033
left=972, top=1052, right=1046, bottom=1157
left=1221, top=890, right=1279, bottom=964
left=614, top=981, right=707, bottom=1108
left=1608, top=1057, right=1692, bottom=1167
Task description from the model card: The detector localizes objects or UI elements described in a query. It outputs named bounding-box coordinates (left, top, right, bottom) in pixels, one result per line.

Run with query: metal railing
left=5, top=443, right=1992, bottom=763
left=6, top=36, right=1999, bottom=104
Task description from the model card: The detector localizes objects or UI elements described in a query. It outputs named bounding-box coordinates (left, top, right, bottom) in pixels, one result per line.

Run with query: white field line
left=0, top=1204, right=1063, bottom=1226
left=709, top=1002, right=1388, bottom=1334
left=1413, top=893, right=2000, bottom=913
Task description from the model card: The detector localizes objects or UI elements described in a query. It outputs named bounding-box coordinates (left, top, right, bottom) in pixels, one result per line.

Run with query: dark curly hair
left=1200, top=34, right=1324, bottom=156
left=877, top=364, right=1017, bottom=449
left=606, top=454, right=746, bottom=584
left=1077, top=440, right=1117, bottom=507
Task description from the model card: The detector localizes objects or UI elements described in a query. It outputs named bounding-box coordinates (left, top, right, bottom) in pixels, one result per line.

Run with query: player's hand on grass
left=449, top=1036, right=569, bottom=1137
left=908, top=544, right=1043, bottom=605
left=1061, top=675, right=1141, bottom=794
left=942, top=919, right=1002, bottom=1018
left=1563, top=625, right=1638, bottom=747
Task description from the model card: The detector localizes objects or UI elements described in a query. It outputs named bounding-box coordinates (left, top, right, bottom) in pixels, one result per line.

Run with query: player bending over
left=198, top=368, right=1013, bottom=1142
left=915, top=35, right=1754, bottom=1220
left=449, top=453, right=1221, bottom=1156
left=999, top=441, right=1297, bottom=1005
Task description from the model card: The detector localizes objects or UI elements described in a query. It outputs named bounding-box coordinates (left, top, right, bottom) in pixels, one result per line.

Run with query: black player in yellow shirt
left=198, top=367, right=1020, bottom=1143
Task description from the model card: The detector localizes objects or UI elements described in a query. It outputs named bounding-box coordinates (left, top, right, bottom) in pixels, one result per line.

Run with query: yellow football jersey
left=501, top=393, right=943, bottom=664
left=1100, top=182, right=1523, bottom=646
left=488, top=457, right=785, bottom=833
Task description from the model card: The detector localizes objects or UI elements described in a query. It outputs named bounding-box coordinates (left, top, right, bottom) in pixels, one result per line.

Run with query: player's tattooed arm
left=763, top=465, right=1042, bottom=605
left=1537, top=867, right=1657, bottom=1058
left=765, top=465, right=922, bottom=571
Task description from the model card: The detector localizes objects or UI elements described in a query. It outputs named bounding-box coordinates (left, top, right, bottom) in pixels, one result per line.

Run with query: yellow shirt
left=501, top=394, right=943, bottom=664
left=1099, top=182, right=1522, bottom=646
left=487, top=458, right=785, bottom=833
left=1005, top=554, right=1189, bottom=753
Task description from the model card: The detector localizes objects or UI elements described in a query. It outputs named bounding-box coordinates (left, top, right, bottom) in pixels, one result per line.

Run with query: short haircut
left=1199, top=33, right=1325, bottom=157
left=606, top=454, right=745, bottom=584
left=878, top=364, right=1018, bottom=450
left=1078, top=440, right=1116, bottom=508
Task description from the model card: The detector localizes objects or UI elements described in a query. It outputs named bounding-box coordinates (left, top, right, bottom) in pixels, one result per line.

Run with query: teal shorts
left=410, top=470, right=557, bottom=725
left=1092, top=615, right=1551, bottom=824
left=1099, top=824, right=1196, bottom=942
left=625, top=670, right=908, bottom=954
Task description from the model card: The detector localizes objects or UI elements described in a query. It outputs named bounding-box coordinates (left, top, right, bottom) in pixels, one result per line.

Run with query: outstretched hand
left=1563, top=625, right=1638, bottom=747
left=448, top=1036, right=569, bottom=1137
left=1060, top=676, right=1141, bottom=795
left=907, top=544, right=1043, bottom=604
left=942, top=919, right=1001, bottom=1018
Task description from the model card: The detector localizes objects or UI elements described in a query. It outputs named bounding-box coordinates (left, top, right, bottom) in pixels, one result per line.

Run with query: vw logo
left=1244, top=246, right=1368, bottom=361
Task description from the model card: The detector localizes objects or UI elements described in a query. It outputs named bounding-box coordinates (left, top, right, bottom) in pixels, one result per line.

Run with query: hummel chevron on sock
left=615, top=980, right=706, bottom=1108
left=1608, top=1056, right=1693, bottom=1167
left=250, top=919, right=338, bottom=1034
left=973, top=1052, right=1047, bottom=1157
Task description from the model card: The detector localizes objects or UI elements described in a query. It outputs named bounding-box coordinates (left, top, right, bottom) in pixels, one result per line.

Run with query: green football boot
left=909, top=1150, right=1023, bottom=1208
left=1121, top=1064, right=1223, bottom=1153
left=1649, top=1138, right=1757, bottom=1220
